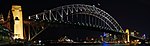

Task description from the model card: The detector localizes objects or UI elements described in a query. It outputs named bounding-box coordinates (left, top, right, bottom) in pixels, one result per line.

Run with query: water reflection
left=102, top=42, right=109, bottom=46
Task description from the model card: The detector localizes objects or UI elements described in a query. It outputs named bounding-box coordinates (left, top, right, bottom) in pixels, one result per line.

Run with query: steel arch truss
left=29, top=4, right=124, bottom=40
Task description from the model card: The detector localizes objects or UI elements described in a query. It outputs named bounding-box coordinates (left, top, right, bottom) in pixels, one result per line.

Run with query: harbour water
left=3, top=42, right=150, bottom=46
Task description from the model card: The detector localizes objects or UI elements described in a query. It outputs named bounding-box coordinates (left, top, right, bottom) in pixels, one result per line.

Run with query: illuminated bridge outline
left=28, top=4, right=125, bottom=41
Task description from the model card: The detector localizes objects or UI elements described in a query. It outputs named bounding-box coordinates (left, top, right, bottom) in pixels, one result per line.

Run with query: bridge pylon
left=11, top=5, right=24, bottom=39
left=125, top=29, right=130, bottom=43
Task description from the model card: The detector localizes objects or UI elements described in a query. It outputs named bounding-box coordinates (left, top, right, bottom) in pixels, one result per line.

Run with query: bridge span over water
left=27, top=4, right=126, bottom=41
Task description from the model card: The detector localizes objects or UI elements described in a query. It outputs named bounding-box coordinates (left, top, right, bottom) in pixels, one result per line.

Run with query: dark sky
left=0, top=0, right=150, bottom=35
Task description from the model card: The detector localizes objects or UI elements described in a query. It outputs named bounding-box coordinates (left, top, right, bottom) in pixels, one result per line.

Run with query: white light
left=28, top=16, right=31, bottom=19
left=39, top=40, right=41, bottom=43
left=98, top=3, right=100, bottom=6
left=66, top=39, right=71, bottom=42
left=92, top=5, right=95, bottom=7
left=137, top=40, right=139, bottom=42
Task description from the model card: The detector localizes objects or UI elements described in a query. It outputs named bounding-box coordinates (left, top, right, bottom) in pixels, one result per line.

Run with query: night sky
left=0, top=0, right=150, bottom=35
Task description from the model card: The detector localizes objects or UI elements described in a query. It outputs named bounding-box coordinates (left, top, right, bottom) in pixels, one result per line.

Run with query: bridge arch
left=29, top=4, right=124, bottom=41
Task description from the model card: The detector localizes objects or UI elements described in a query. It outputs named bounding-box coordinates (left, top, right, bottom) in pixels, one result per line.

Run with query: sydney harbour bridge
left=27, top=4, right=125, bottom=41
left=0, top=4, right=145, bottom=45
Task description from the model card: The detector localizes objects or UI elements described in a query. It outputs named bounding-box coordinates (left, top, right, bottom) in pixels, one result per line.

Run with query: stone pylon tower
left=11, top=5, right=24, bottom=39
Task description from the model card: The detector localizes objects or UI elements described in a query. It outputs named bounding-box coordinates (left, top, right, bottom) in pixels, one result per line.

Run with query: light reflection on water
left=33, top=43, right=149, bottom=46
left=33, top=42, right=149, bottom=46
left=43, top=43, right=130, bottom=46
left=102, top=42, right=109, bottom=46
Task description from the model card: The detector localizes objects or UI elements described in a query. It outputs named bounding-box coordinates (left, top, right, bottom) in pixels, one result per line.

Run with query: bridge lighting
left=142, top=34, right=146, bottom=39
left=92, top=5, right=95, bottom=7
left=93, top=25, right=95, bottom=27
left=35, top=14, right=39, bottom=19
left=39, top=40, right=41, bottom=43
left=82, top=23, right=84, bottom=25
left=109, top=34, right=112, bottom=36
left=107, top=28, right=109, bottom=30
left=99, top=26, right=101, bottom=28
left=28, top=16, right=31, bottom=19
left=86, top=23, right=88, bottom=26
left=98, top=3, right=100, bottom=6
left=78, top=22, right=80, bottom=25
left=104, top=27, right=107, bottom=29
